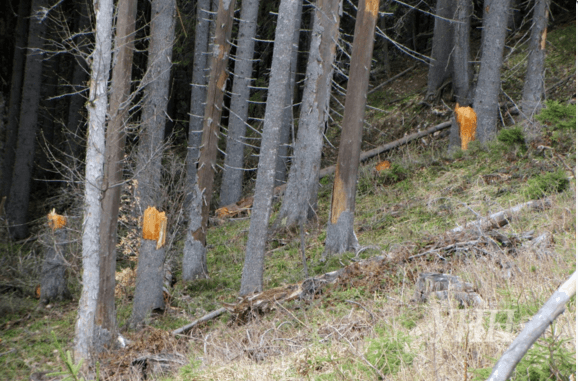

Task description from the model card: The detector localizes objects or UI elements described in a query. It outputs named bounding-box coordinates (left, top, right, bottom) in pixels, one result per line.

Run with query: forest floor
left=0, top=22, right=576, bottom=381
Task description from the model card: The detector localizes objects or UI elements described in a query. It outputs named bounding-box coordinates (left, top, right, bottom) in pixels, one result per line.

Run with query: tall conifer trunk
left=239, top=0, right=303, bottom=296
left=131, top=0, right=176, bottom=328
left=324, top=0, right=379, bottom=257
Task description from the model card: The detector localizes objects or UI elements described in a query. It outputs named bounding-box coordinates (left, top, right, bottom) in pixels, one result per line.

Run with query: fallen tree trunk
left=216, top=121, right=452, bottom=218
left=450, top=199, right=551, bottom=234
left=172, top=307, right=227, bottom=335
left=488, top=271, right=576, bottom=381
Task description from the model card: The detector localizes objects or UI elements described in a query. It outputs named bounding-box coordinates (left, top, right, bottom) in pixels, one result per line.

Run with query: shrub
left=535, top=100, right=576, bottom=130
left=525, top=169, right=569, bottom=199
left=498, top=126, right=526, bottom=146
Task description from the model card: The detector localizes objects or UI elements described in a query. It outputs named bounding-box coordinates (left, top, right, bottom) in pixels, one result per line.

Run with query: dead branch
left=172, top=307, right=227, bottom=336
left=488, top=271, right=576, bottom=381
left=368, top=64, right=418, bottom=95
left=449, top=199, right=551, bottom=234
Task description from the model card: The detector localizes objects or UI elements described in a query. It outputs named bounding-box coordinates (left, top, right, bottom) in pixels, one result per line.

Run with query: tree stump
left=40, top=210, right=71, bottom=305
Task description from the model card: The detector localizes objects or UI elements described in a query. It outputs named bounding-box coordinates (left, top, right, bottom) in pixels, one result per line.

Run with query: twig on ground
left=345, top=300, right=375, bottom=322
left=172, top=307, right=227, bottom=336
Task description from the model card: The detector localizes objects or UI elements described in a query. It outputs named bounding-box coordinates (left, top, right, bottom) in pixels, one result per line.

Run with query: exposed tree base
left=323, top=211, right=358, bottom=258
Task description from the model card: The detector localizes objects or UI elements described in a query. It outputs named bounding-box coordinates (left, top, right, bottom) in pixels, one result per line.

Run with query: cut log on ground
left=450, top=199, right=551, bottom=234
left=488, top=271, right=576, bottom=381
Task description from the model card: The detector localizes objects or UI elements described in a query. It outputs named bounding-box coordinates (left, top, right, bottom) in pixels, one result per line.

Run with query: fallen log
left=488, top=271, right=576, bottom=381
left=216, top=120, right=452, bottom=218
left=450, top=199, right=551, bottom=234
left=318, top=121, right=451, bottom=179
left=172, top=307, right=227, bottom=335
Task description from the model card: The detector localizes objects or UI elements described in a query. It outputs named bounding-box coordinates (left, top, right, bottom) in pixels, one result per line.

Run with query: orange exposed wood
left=47, top=209, right=66, bottom=230
left=375, top=160, right=391, bottom=171
left=142, top=206, right=167, bottom=248
left=455, top=103, right=477, bottom=150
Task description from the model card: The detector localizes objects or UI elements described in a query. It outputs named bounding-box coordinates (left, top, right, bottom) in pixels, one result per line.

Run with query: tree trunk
left=6, top=0, right=48, bottom=240
left=186, top=0, right=213, bottom=193
left=96, top=0, right=137, bottom=346
left=40, top=225, right=71, bottom=305
left=472, top=0, right=512, bottom=143
left=239, top=0, right=302, bottom=296
left=274, top=1, right=303, bottom=188
left=36, top=53, right=60, bottom=179
left=131, top=0, right=176, bottom=329
left=520, top=0, right=550, bottom=135
left=324, top=0, right=379, bottom=257
left=425, top=0, right=455, bottom=102
left=219, top=0, right=261, bottom=206
left=65, top=0, right=90, bottom=162
left=182, top=0, right=236, bottom=282
left=1, top=0, right=30, bottom=200
left=452, top=0, right=472, bottom=105
left=274, top=0, right=341, bottom=229
left=74, top=0, right=114, bottom=366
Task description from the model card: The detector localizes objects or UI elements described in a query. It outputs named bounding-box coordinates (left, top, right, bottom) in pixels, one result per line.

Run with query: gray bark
left=472, top=0, right=512, bottom=143
left=40, top=227, right=71, bottom=305
left=426, top=0, right=455, bottom=101
left=182, top=0, right=236, bottom=281
left=274, top=1, right=303, bottom=188
left=239, top=0, right=301, bottom=296
left=186, top=0, right=213, bottom=192
left=520, top=0, right=550, bottom=132
left=74, top=0, right=114, bottom=365
left=6, top=0, right=48, bottom=240
left=1, top=0, right=30, bottom=200
left=65, top=0, right=91, bottom=162
left=275, top=0, right=341, bottom=228
left=96, top=0, right=137, bottom=345
left=488, top=272, right=576, bottom=381
left=452, top=0, right=473, bottom=105
left=324, top=0, right=378, bottom=257
left=131, top=0, right=176, bottom=329
left=219, top=0, right=261, bottom=206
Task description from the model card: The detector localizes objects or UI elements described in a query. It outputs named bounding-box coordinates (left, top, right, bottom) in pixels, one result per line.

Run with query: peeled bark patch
left=142, top=206, right=167, bottom=249
left=455, top=104, right=477, bottom=150
left=47, top=209, right=66, bottom=230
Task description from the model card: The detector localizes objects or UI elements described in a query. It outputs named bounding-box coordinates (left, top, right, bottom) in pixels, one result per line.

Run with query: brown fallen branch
left=449, top=199, right=551, bottom=234
left=217, top=121, right=451, bottom=217
left=488, top=271, right=576, bottom=381
left=368, top=64, right=417, bottom=95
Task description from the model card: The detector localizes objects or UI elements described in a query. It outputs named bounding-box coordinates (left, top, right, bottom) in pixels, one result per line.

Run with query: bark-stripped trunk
left=239, top=0, right=302, bottom=296
left=274, top=1, right=303, bottom=188
left=452, top=0, right=472, bottom=105
left=324, top=0, right=379, bottom=257
left=1, top=0, right=30, bottom=200
left=182, top=0, right=236, bottom=281
left=96, top=0, right=137, bottom=345
left=6, top=0, right=48, bottom=240
left=425, top=0, right=455, bottom=101
left=186, top=0, right=213, bottom=192
left=74, top=0, right=113, bottom=365
left=131, top=0, right=176, bottom=329
left=219, top=0, right=261, bottom=206
left=520, top=0, right=550, bottom=134
left=472, top=0, right=512, bottom=143
left=65, top=0, right=90, bottom=162
left=275, top=0, right=341, bottom=228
